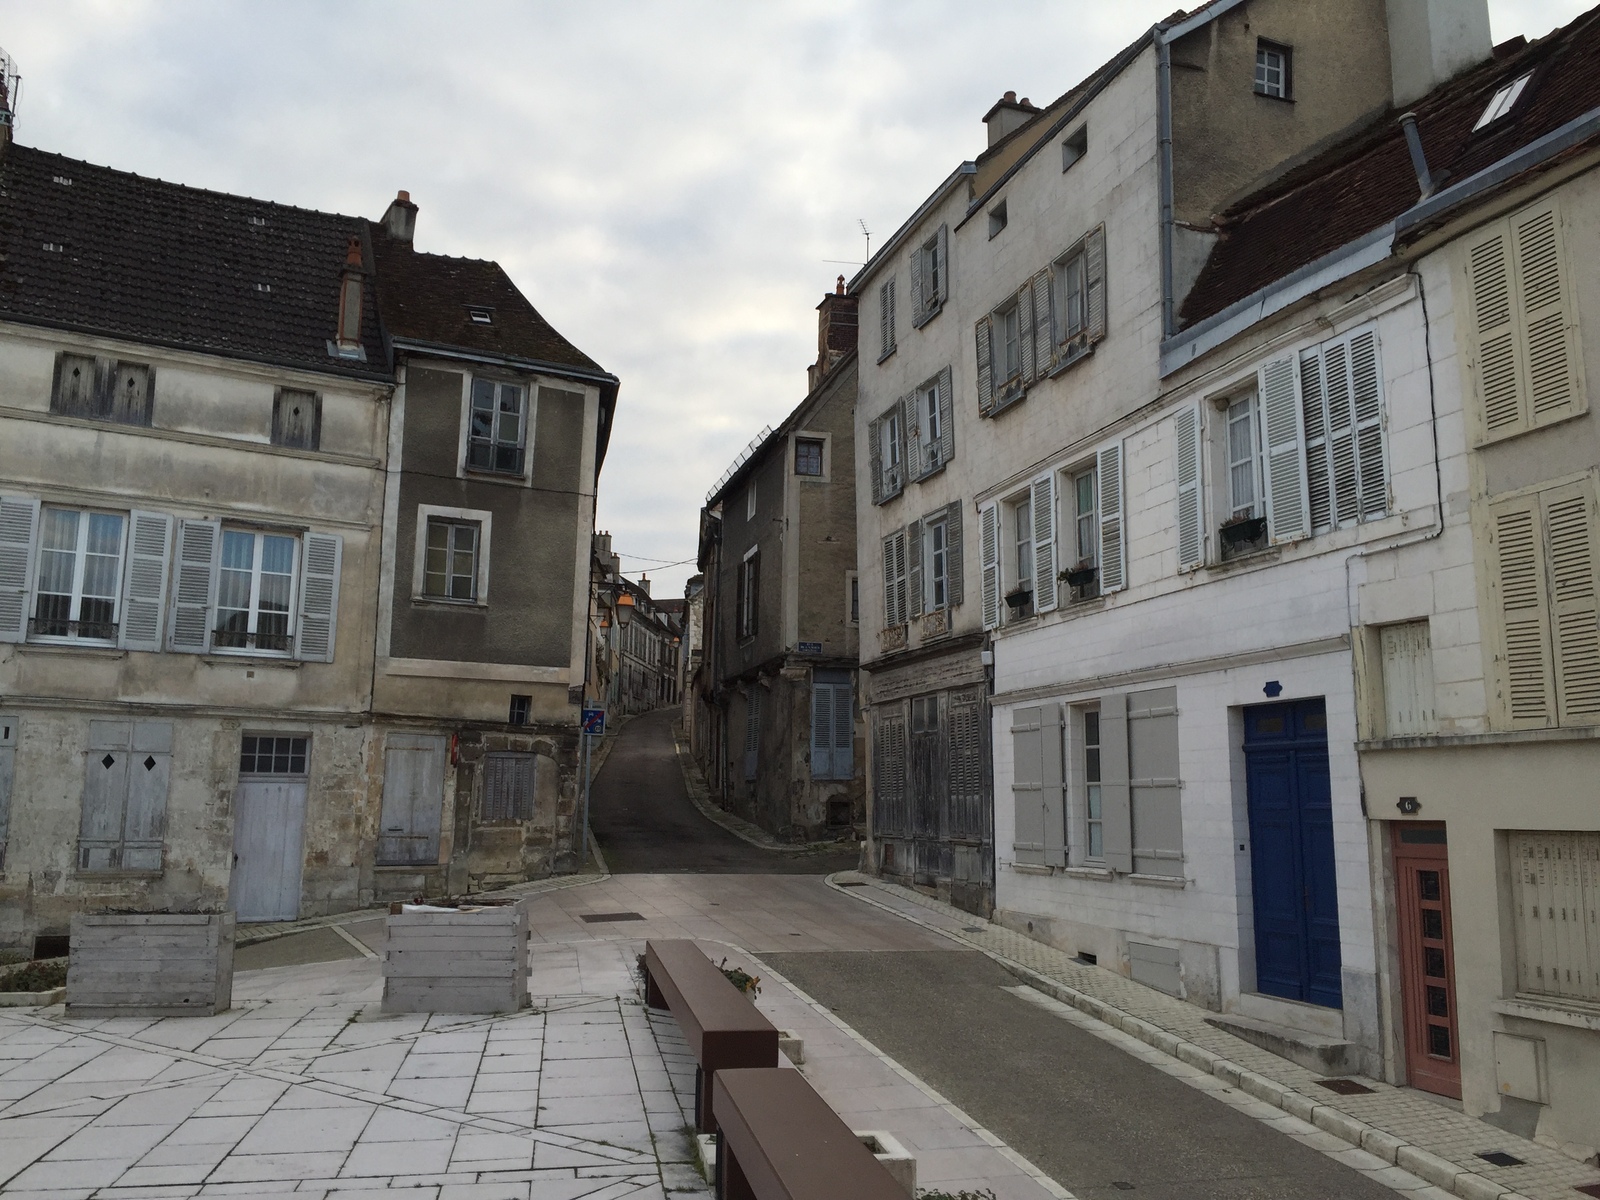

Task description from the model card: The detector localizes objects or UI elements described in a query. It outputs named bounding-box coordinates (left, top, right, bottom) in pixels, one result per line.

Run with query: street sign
left=797, top=641, right=823, bottom=655
left=581, top=707, right=606, bottom=736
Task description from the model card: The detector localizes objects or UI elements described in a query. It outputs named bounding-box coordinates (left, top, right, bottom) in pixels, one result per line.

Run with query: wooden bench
left=712, top=1068, right=907, bottom=1200
left=644, top=939, right=778, bottom=1133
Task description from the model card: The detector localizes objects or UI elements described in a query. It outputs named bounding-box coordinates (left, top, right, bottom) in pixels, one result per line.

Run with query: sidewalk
left=826, top=871, right=1600, bottom=1200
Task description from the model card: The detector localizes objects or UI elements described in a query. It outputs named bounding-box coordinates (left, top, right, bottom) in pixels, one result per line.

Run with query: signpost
left=579, top=707, right=606, bottom=867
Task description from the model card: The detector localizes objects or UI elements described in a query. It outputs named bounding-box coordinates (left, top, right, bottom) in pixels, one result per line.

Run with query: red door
left=1394, top=824, right=1461, bottom=1099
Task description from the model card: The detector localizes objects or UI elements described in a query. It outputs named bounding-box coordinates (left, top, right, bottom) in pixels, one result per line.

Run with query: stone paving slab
left=827, top=870, right=1600, bottom=1200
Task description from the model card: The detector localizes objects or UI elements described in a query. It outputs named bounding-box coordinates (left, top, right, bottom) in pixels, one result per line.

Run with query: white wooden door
left=232, top=777, right=308, bottom=921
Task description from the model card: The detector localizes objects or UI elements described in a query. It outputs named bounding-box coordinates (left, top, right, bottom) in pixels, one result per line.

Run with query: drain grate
left=1111, top=1184, right=1135, bottom=1191
left=962, top=926, right=985, bottom=933
left=1315, top=1079, right=1375, bottom=1096
left=836, top=881, right=868, bottom=887
left=579, top=912, right=645, bottom=923
left=1476, top=1151, right=1525, bottom=1168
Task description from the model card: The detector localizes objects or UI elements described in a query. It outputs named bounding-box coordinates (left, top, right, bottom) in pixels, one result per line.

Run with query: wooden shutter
left=1300, top=350, right=1333, bottom=532
left=1017, top=282, right=1036, bottom=385
left=935, top=366, right=954, bottom=466
left=380, top=734, right=446, bottom=864
left=902, top=392, right=924, bottom=482
left=1096, top=443, right=1126, bottom=593
left=0, top=714, right=14, bottom=869
left=811, top=683, right=834, bottom=779
left=1127, top=687, right=1181, bottom=877
left=743, top=689, right=762, bottom=780
left=109, top=363, right=153, bottom=426
left=1259, top=355, right=1309, bottom=543
left=1488, top=493, right=1555, bottom=728
left=868, top=416, right=885, bottom=505
left=118, top=510, right=172, bottom=652
left=1041, top=703, right=1066, bottom=867
left=883, top=536, right=897, bottom=629
left=0, top=494, right=41, bottom=643
left=980, top=503, right=1001, bottom=630
left=945, top=502, right=964, bottom=607
left=878, top=280, right=895, bottom=359
left=873, top=705, right=907, bottom=837
left=1031, top=271, right=1056, bottom=380
left=1031, top=474, right=1058, bottom=613
left=167, top=518, right=220, bottom=653
left=1513, top=203, right=1579, bottom=427
left=909, top=242, right=925, bottom=326
left=832, top=681, right=854, bottom=779
left=907, top=519, right=925, bottom=620
left=52, top=352, right=102, bottom=417
left=1348, top=329, right=1388, bottom=519
left=121, top=720, right=171, bottom=871
left=1174, top=405, right=1203, bottom=571
left=79, top=720, right=130, bottom=870
left=1085, top=225, right=1108, bottom=343
left=976, top=317, right=995, bottom=416
left=1099, top=693, right=1133, bottom=873
left=1011, top=706, right=1046, bottom=865
left=935, top=224, right=950, bottom=306
left=296, top=532, right=342, bottom=662
left=1545, top=483, right=1600, bottom=725
left=1464, top=221, right=1522, bottom=436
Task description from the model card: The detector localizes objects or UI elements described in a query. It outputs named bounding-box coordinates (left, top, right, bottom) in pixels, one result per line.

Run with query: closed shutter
left=1017, top=282, right=1036, bottom=385
left=1099, top=693, right=1133, bottom=873
left=832, top=681, right=854, bottom=779
left=1085, top=225, right=1108, bottom=343
left=909, top=242, right=925, bottom=325
left=907, top=519, right=925, bottom=621
left=168, top=518, right=220, bottom=653
left=1127, top=688, right=1181, bottom=877
left=1260, top=355, right=1309, bottom=543
left=0, top=494, right=41, bottom=643
left=482, top=752, right=536, bottom=821
left=1546, top=483, right=1600, bottom=725
left=934, top=366, right=955, bottom=467
left=1031, top=474, right=1058, bottom=613
left=868, top=417, right=885, bottom=506
left=1300, top=351, right=1334, bottom=533
left=1031, top=271, right=1056, bottom=380
left=1300, top=328, right=1388, bottom=532
left=902, top=392, right=924, bottom=482
left=1174, top=406, right=1204, bottom=571
left=975, top=318, right=995, bottom=416
left=79, top=720, right=130, bottom=871
left=945, top=502, right=965, bottom=607
left=121, top=721, right=171, bottom=871
left=53, top=353, right=102, bottom=417
left=118, top=510, right=173, bottom=652
left=1096, top=443, right=1126, bottom=593
left=873, top=705, right=908, bottom=838
left=1465, top=222, right=1521, bottom=436
left=1381, top=622, right=1437, bottom=736
left=1488, top=493, right=1555, bottom=728
left=980, top=503, right=1001, bottom=630
left=935, top=224, right=950, bottom=306
left=811, top=683, right=834, bottom=779
left=1349, top=329, right=1388, bottom=519
left=0, top=715, right=14, bottom=869
left=883, top=531, right=909, bottom=629
left=879, top=280, right=895, bottom=360
left=1011, top=705, right=1046, bottom=866
left=109, top=363, right=153, bottom=426
left=295, top=532, right=342, bottom=662
left=379, top=734, right=447, bottom=864
left=1514, top=203, right=1579, bottom=426
left=743, top=690, right=762, bottom=781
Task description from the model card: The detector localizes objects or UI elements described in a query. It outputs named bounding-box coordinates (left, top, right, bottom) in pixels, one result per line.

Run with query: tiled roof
left=368, top=231, right=601, bottom=373
left=0, top=144, right=387, bottom=378
left=1180, top=7, right=1600, bottom=326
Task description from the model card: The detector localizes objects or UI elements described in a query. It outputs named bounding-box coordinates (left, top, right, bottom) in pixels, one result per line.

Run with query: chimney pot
left=396, top=190, right=409, bottom=202
left=836, top=274, right=845, bottom=295
left=983, top=90, right=1043, bottom=148
left=1003, top=90, right=1017, bottom=102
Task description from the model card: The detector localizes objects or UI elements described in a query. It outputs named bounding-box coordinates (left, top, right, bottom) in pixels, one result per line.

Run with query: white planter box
left=67, top=913, right=235, bottom=1017
left=382, top=900, right=530, bottom=1013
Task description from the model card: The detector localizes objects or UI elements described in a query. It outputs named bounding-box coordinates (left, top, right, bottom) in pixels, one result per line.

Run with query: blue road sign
left=581, top=708, right=606, bottom=736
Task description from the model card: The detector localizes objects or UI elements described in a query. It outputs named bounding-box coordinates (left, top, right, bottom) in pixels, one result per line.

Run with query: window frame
left=30, top=506, right=127, bottom=645
left=1011, top=493, right=1034, bottom=602
left=1070, top=465, right=1099, bottom=574
left=926, top=516, right=950, bottom=612
left=737, top=545, right=760, bottom=640
left=918, top=233, right=942, bottom=317
left=1254, top=41, right=1292, bottom=100
left=794, top=437, right=824, bottom=477
left=1225, top=391, right=1265, bottom=521
left=412, top=504, right=493, bottom=606
left=212, top=527, right=301, bottom=656
left=461, top=375, right=531, bottom=480
left=1081, top=705, right=1105, bottom=863
left=480, top=751, right=537, bottom=822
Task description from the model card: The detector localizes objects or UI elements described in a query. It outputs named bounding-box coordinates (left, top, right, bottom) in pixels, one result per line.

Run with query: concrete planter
left=66, top=913, right=235, bottom=1017
left=382, top=899, right=529, bottom=1013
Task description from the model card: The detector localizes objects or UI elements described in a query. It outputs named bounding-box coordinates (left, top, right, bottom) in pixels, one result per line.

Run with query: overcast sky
left=0, top=0, right=1587, bottom=597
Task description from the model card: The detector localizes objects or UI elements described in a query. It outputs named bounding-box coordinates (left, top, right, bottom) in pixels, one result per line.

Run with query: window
left=1508, top=831, right=1599, bottom=1003
left=1011, top=703, right=1065, bottom=867
left=1060, top=253, right=1087, bottom=342
left=51, top=354, right=154, bottom=426
left=1083, top=708, right=1103, bottom=859
left=737, top=549, right=759, bottom=639
left=848, top=572, right=859, bottom=626
left=878, top=279, right=897, bottom=361
left=466, top=378, right=527, bottom=475
left=810, top=670, right=853, bottom=780
left=239, top=735, right=308, bottom=775
left=909, top=367, right=954, bottom=477
left=1062, top=125, right=1087, bottom=172
left=1300, top=328, right=1389, bottom=530
left=1255, top=42, right=1291, bottom=99
left=481, top=752, right=536, bottom=821
left=988, top=200, right=1008, bottom=239
left=1380, top=621, right=1436, bottom=737
left=467, top=306, right=494, bottom=325
left=425, top=519, right=479, bottom=601
left=885, top=409, right=903, bottom=479
left=746, top=482, right=757, bottom=520
left=272, top=389, right=321, bottom=451
left=927, top=517, right=949, bottom=611
left=871, top=405, right=905, bottom=504
left=1013, top=496, right=1033, bottom=591
left=1227, top=394, right=1264, bottom=519
left=79, top=720, right=170, bottom=872
left=910, top=225, right=949, bottom=327
left=924, top=385, right=941, bottom=452
left=1071, top=468, right=1098, bottom=569
left=1474, top=72, right=1532, bottom=132
left=795, top=438, right=823, bottom=477
left=999, top=303, right=1022, bottom=386
left=215, top=529, right=297, bottom=653
left=882, top=530, right=908, bottom=628
left=32, top=508, right=125, bottom=641
left=509, top=694, right=531, bottom=725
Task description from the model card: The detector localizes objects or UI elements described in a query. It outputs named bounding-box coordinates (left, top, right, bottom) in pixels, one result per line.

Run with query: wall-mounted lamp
left=615, top=592, right=636, bottom=627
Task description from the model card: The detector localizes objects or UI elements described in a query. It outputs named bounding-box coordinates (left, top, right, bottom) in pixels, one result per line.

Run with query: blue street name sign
left=581, top=708, right=606, bottom=736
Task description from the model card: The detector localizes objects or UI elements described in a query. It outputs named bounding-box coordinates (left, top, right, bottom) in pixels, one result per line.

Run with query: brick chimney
left=1386, top=0, right=1492, bottom=107
left=808, top=276, right=859, bottom=391
left=381, top=190, right=418, bottom=243
left=983, top=91, right=1041, bottom=148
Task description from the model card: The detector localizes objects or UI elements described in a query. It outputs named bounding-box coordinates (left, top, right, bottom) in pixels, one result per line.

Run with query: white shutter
left=892, top=531, right=908, bottom=628
left=902, top=392, right=923, bottom=482
left=935, top=224, right=950, bottom=306
left=1174, top=405, right=1203, bottom=571
left=1512, top=203, right=1579, bottom=426
left=295, top=532, right=343, bottom=662
left=1488, top=494, right=1555, bottom=728
left=936, top=366, right=955, bottom=466
left=907, top=519, right=925, bottom=621
left=1031, top=474, right=1058, bottom=613
left=1099, top=693, right=1133, bottom=873
left=980, top=504, right=1001, bottom=630
left=1085, top=225, right=1108, bottom=343
left=1031, top=271, right=1056, bottom=380
left=1348, top=329, right=1388, bottom=520
left=883, top=537, right=897, bottom=629
left=1259, top=355, right=1309, bottom=543
left=1464, top=223, right=1522, bottom=436
left=167, top=518, right=220, bottom=653
left=1546, top=484, right=1600, bottom=725
left=976, top=318, right=995, bottom=416
left=118, top=510, right=172, bottom=652
left=1096, top=443, right=1126, bottom=593
left=1300, top=350, right=1333, bottom=532
left=0, top=495, right=41, bottom=643
left=1321, top=338, right=1360, bottom=527
left=1011, top=705, right=1046, bottom=865
left=1017, top=282, right=1036, bottom=385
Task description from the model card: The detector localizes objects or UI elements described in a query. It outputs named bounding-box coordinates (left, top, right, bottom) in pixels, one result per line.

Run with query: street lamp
left=615, top=591, right=635, bottom=626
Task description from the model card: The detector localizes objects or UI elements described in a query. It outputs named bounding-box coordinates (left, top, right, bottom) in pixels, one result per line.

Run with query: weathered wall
left=716, top=447, right=787, bottom=680
left=791, top=358, right=860, bottom=658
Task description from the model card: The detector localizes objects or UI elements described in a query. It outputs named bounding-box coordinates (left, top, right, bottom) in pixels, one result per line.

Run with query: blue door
left=1244, top=699, right=1342, bottom=1008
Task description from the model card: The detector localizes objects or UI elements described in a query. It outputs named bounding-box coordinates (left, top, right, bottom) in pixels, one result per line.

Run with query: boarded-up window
left=480, top=752, right=535, bottom=822
left=79, top=720, right=171, bottom=872
left=50, top=354, right=153, bottom=426
left=1509, top=831, right=1599, bottom=1003
left=1381, top=621, right=1437, bottom=736
left=273, top=388, right=322, bottom=451
left=743, top=689, right=761, bottom=781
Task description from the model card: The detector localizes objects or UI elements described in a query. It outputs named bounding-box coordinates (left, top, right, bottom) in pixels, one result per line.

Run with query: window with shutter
left=744, top=689, right=762, bottom=781
left=1175, top=406, right=1204, bottom=571
left=873, top=705, right=908, bottom=838
left=1128, top=687, right=1182, bottom=877
left=882, top=530, right=908, bottom=629
left=980, top=504, right=1000, bottom=630
left=78, top=719, right=171, bottom=872
left=1096, top=443, right=1126, bottom=592
left=119, top=511, right=173, bottom=652
left=911, top=226, right=948, bottom=327
left=1380, top=621, right=1437, bottom=736
left=1011, top=705, right=1048, bottom=866
left=1259, top=355, right=1310, bottom=543
left=1509, top=831, right=1600, bottom=1004
left=901, top=392, right=923, bottom=483
left=878, top=279, right=897, bottom=361
left=273, top=388, right=322, bottom=451
left=296, top=532, right=342, bottom=662
left=1298, top=327, right=1388, bottom=532
left=811, top=682, right=834, bottom=780
left=811, top=672, right=854, bottom=781
left=1546, top=485, right=1600, bottom=725
left=0, top=495, right=40, bottom=644
left=907, top=519, right=925, bottom=620
left=1031, top=474, right=1058, bottom=614
left=168, top=519, right=219, bottom=653
left=31, top=508, right=126, bottom=643
left=1017, top=282, right=1036, bottom=386
left=481, top=752, right=536, bottom=821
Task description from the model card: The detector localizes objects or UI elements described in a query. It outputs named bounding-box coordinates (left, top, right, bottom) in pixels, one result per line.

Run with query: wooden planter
left=382, top=900, right=530, bottom=1013
left=66, top=913, right=235, bottom=1017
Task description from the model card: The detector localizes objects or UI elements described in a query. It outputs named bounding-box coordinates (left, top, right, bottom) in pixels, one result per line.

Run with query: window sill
left=462, top=466, right=528, bottom=484
left=202, top=654, right=302, bottom=669
left=1047, top=340, right=1094, bottom=377
left=14, top=642, right=125, bottom=659
left=1128, top=872, right=1187, bottom=888
left=876, top=345, right=897, bottom=365
left=912, top=302, right=943, bottom=329
left=411, top=596, right=489, bottom=611
left=1065, top=865, right=1113, bottom=880
left=1253, top=90, right=1295, bottom=104
left=914, top=461, right=948, bottom=484
left=988, top=385, right=1027, bottom=419
left=1009, top=862, right=1053, bottom=876
left=1492, top=996, right=1600, bottom=1032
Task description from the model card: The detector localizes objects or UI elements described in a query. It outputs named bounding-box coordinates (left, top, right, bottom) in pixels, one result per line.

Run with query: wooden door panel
left=1395, top=826, right=1461, bottom=1098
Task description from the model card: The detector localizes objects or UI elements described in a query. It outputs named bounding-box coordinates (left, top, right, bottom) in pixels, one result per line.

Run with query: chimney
left=982, top=91, right=1041, bottom=149
left=1386, top=0, right=1492, bottom=107
left=0, top=49, right=18, bottom=155
left=331, top=235, right=366, bottom=359
left=639, top=574, right=651, bottom=597
left=381, top=190, right=418, bottom=243
left=809, top=276, right=859, bottom=390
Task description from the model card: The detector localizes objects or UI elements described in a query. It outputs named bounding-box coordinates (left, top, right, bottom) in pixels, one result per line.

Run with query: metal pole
left=580, top=726, right=593, bottom=868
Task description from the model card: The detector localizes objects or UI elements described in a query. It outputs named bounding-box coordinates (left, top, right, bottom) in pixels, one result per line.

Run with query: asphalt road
left=762, top=950, right=1398, bottom=1200
left=588, top=708, right=859, bottom=874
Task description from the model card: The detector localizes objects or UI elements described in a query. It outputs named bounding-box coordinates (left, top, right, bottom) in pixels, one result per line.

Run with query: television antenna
left=858, top=219, right=872, bottom=261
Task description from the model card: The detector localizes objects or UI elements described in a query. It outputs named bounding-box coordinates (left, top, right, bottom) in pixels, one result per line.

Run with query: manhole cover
left=962, top=926, right=985, bottom=933
left=1477, top=1151, right=1525, bottom=1167
left=1315, top=1079, right=1375, bottom=1095
left=580, top=912, right=645, bottom=923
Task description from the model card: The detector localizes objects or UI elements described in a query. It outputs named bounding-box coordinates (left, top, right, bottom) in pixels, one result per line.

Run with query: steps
left=1204, top=1011, right=1361, bottom=1076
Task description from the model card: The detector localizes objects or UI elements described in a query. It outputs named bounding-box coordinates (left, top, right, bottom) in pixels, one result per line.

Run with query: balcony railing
left=212, top=629, right=292, bottom=653
left=29, top=617, right=117, bottom=641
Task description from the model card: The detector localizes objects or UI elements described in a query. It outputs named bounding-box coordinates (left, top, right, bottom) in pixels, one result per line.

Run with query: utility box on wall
left=1493, top=1031, right=1547, bottom=1103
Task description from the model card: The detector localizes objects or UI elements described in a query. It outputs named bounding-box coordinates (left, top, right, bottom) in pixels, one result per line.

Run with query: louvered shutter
left=1488, top=494, right=1555, bottom=728
left=1513, top=203, right=1579, bottom=427
left=945, top=502, right=964, bottom=607
left=1349, top=329, right=1388, bottom=519
left=1545, top=483, right=1600, bottom=725
left=975, top=318, right=995, bottom=416
left=296, top=532, right=342, bottom=662
left=0, top=495, right=41, bottom=643
left=1017, top=282, right=1036, bottom=385
left=868, top=417, right=885, bottom=505
left=1174, top=406, right=1203, bottom=571
left=1031, top=271, right=1056, bottom=380
left=167, top=518, right=220, bottom=653
left=907, top=519, right=925, bottom=620
left=878, top=280, right=895, bottom=360
left=1011, top=705, right=1046, bottom=865
left=811, top=683, right=834, bottom=779
left=1085, top=225, right=1108, bottom=343
left=1259, top=355, right=1309, bottom=543
left=1322, top=337, right=1360, bottom=527
left=1465, top=222, right=1522, bottom=437
left=936, top=367, right=954, bottom=465
left=1099, top=693, right=1133, bottom=873
left=1300, top=350, right=1333, bottom=532
left=935, top=224, right=950, bottom=306
left=118, top=510, right=173, bottom=652
left=902, top=392, right=924, bottom=482
left=1041, top=702, right=1066, bottom=868
left=980, top=503, right=1000, bottom=630
left=833, top=682, right=854, bottom=779
left=1096, top=443, right=1126, bottom=593
left=744, top=689, right=761, bottom=780
left=883, top=536, right=897, bottom=628
left=909, top=243, right=925, bottom=326
left=1031, top=474, right=1058, bottom=613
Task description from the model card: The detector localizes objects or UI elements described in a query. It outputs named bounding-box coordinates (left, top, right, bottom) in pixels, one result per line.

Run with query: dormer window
left=1473, top=72, right=1532, bottom=131
left=468, top=307, right=494, bottom=325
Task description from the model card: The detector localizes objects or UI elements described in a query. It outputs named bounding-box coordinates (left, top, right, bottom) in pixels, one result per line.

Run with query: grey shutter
left=1099, top=694, right=1133, bottom=872
left=118, top=510, right=173, bottom=652
left=109, top=363, right=153, bottom=426
left=1041, top=703, right=1066, bottom=868
left=980, top=503, right=1000, bottom=630
left=1011, top=706, right=1046, bottom=865
left=1348, top=329, right=1388, bottom=520
left=892, top=531, right=908, bottom=626
left=1260, top=355, right=1310, bottom=543
left=295, top=532, right=342, bottom=662
left=379, top=734, right=446, bottom=864
left=935, top=224, right=950, bottom=306
left=79, top=721, right=130, bottom=871
left=879, top=280, right=896, bottom=360
left=1017, top=282, right=1036, bottom=385
left=0, top=715, right=16, bottom=869
left=1175, top=406, right=1204, bottom=571
left=869, top=417, right=885, bottom=505
left=1085, top=225, right=1108, bottom=343
left=743, top=689, right=761, bottom=780
left=833, top=681, right=854, bottom=779
left=1031, top=474, right=1058, bottom=613
left=1031, top=270, right=1056, bottom=379
left=121, top=721, right=171, bottom=871
left=976, top=318, right=995, bottom=416
left=883, top=536, right=898, bottom=628
left=167, top=518, right=220, bottom=653
left=909, top=242, right=925, bottom=326
left=1127, top=687, right=1181, bottom=877
left=811, top=683, right=833, bottom=779
left=0, top=495, right=41, bottom=643
left=936, top=367, right=954, bottom=465
left=53, top=353, right=102, bottom=417
left=907, top=519, right=924, bottom=620
left=1097, top=443, right=1126, bottom=593
left=945, top=502, right=965, bottom=607
left=902, top=392, right=924, bottom=482
left=1300, top=349, right=1333, bottom=532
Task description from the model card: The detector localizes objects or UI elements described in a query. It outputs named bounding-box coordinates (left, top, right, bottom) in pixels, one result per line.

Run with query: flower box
left=66, top=913, right=234, bottom=1017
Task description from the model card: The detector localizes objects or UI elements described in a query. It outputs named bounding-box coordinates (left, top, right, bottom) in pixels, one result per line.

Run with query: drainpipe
left=1399, top=113, right=1435, bottom=199
left=1156, top=27, right=1178, bottom=338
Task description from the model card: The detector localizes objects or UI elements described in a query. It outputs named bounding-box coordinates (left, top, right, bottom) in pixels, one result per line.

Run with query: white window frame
left=212, top=527, right=301, bottom=656
left=31, top=506, right=127, bottom=644
left=1474, top=72, right=1532, bottom=131
left=1058, top=251, right=1088, bottom=344
left=918, top=234, right=941, bottom=315
left=923, top=383, right=941, bottom=454
left=1070, top=466, right=1098, bottom=571
left=458, top=375, right=533, bottom=482
left=738, top=545, right=760, bottom=639
left=1226, top=392, right=1265, bottom=520
left=997, top=302, right=1023, bottom=388
left=412, top=504, right=492, bottom=606
left=1255, top=43, right=1290, bottom=99
left=746, top=481, right=758, bottom=520
left=884, top=408, right=904, bottom=479
left=1012, top=494, right=1033, bottom=594
left=926, top=516, right=949, bottom=612
left=1081, top=704, right=1105, bottom=862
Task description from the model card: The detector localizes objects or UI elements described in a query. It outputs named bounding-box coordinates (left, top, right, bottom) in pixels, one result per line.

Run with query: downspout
left=1156, top=27, right=1178, bottom=338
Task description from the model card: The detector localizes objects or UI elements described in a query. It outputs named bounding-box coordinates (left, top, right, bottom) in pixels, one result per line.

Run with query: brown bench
left=644, top=939, right=778, bottom=1134
left=712, top=1068, right=907, bottom=1200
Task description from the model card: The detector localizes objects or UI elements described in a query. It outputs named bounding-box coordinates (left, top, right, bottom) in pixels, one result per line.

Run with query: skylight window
left=1474, top=72, right=1532, bottom=131
left=249, top=216, right=268, bottom=227
left=467, top=307, right=494, bottom=325
left=52, top=175, right=72, bottom=186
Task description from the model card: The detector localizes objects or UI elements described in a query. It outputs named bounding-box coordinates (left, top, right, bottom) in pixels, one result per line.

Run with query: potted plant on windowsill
left=1061, top=561, right=1097, bottom=590
left=1003, top=586, right=1033, bottom=616
left=1220, top=514, right=1269, bottom=554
